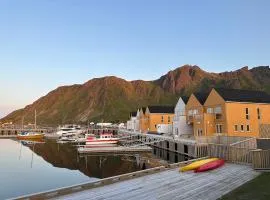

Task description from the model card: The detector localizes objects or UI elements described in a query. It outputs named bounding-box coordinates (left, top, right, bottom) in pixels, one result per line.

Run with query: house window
left=216, top=114, right=222, bottom=120
left=214, top=106, right=222, bottom=114
left=161, top=116, right=164, bottom=123
left=155, top=124, right=157, bottom=128
left=246, top=125, right=250, bottom=132
left=207, top=108, right=214, bottom=114
left=168, top=116, right=171, bottom=123
left=241, top=125, right=244, bottom=132
left=246, top=108, right=249, bottom=120
left=216, top=124, right=222, bottom=133
left=234, top=125, right=238, bottom=132
left=257, top=108, right=261, bottom=120
left=197, top=129, right=203, bottom=136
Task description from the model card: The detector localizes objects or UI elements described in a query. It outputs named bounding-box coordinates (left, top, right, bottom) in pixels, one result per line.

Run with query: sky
left=1, top=0, right=270, bottom=117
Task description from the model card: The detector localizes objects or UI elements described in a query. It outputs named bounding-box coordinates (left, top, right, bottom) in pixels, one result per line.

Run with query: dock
left=77, top=146, right=152, bottom=154
left=14, top=159, right=260, bottom=200
left=54, top=163, right=259, bottom=200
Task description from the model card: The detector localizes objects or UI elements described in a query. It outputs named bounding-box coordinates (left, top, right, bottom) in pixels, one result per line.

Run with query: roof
left=214, top=88, right=270, bottom=103
left=147, top=106, right=175, bottom=114
left=130, top=112, right=137, bottom=117
left=141, top=107, right=147, bottom=114
left=193, top=92, right=209, bottom=105
left=181, top=96, right=189, bottom=104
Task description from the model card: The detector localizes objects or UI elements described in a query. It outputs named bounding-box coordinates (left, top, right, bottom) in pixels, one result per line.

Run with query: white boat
left=85, top=133, right=119, bottom=147
left=56, top=125, right=84, bottom=137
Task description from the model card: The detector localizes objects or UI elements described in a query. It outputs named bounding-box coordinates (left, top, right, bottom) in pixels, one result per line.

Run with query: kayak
left=180, top=158, right=219, bottom=172
left=195, top=159, right=225, bottom=173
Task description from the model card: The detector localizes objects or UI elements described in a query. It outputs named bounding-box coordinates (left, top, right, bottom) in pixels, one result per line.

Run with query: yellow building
left=203, top=88, right=270, bottom=137
left=185, top=92, right=209, bottom=136
left=145, top=106, right=174, bottom=132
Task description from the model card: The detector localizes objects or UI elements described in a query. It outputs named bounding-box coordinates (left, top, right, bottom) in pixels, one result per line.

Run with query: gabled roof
left=214, top=88, right=270, bottom=103
left=181, top=96, right=189, bottom=104
left=141, top=107, right=147, bottom=114
left=193, top=92, right=209, bottom=105
left=147, top=106, right=174, bottom=114
left=130, top=112, right=137, bottom=117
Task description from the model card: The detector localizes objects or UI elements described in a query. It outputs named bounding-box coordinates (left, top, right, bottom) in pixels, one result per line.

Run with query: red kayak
left=195, top=159, right=225, bottom=173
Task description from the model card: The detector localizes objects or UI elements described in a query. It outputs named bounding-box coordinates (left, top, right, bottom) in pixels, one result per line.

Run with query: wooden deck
left=54, top=164, right=259, bottom=200
left=78, top=146, right=152, bottom=154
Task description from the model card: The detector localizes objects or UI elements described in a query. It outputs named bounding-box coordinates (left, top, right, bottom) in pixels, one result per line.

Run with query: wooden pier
left=13, top=157, right=260, bottom=200
left=77, top=146, right=152, bottom=154
left=54, top=164, right=259, bottom=200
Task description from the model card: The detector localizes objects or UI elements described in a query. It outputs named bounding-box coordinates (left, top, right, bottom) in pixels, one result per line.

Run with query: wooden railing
left=251, top=149, right=270, bottom=170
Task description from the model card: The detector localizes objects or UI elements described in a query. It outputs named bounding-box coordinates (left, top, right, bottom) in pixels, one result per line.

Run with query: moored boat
left=180, top=158, right=219, bottom=172
left=85, top=133, right=119, bottom=147
left=17, top=132, right=45, bottom=140
left=195, top=159, right=225, bottom=173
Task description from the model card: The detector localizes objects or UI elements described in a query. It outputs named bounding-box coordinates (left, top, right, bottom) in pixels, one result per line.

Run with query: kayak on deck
left=180, top=158, right=219, bottom=172
left=195, top=159, right=225, bottom=173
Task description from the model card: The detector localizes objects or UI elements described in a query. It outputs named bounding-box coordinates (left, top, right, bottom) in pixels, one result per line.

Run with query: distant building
left=127, top=111, right=137, bottom=131
left=145, top=105, right=174, bottom=133
left=172, top=96, right=192, bottom=137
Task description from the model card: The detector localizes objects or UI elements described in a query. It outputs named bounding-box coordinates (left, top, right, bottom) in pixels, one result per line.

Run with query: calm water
left=0, top=139, right=145, bottom=199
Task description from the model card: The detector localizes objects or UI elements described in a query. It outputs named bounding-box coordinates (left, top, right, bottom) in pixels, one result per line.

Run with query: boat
left=17, top=110, right=44, bottom=140
left=179, top=158, right=219, bottom=172
left=195, top=159, right=225, bottom=173
left=85, top=133, right=119, bottom=147
left=17, top=131, right=44, bottom=140
left=56, top=124, right=84, bottom=137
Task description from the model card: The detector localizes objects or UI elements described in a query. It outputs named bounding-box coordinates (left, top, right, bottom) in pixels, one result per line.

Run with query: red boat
left=195, top=159, right=225, bottom=173
left=85, top=133, right=119, bottom=147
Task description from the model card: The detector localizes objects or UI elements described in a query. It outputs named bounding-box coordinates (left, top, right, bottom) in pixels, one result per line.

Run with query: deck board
left=54, top=164, right=259, bottom=200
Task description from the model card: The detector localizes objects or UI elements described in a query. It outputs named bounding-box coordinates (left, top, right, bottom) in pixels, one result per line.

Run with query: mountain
left=1, top=65, right=270, bottom=125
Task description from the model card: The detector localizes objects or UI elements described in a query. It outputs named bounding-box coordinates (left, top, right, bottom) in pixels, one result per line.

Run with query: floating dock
left=77, top=146, right=152, bottom=154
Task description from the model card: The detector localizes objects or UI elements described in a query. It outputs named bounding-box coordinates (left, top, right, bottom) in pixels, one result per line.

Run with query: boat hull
left=86, top=140, right=118, bottom=147
left=180, top=158, right=219, bottom=172
left=17, top=134, right=44, bottom=140
left=195, top=159, right=225, bottom=173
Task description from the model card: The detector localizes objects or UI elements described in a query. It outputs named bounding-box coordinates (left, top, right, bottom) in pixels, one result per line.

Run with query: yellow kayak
left=180, top=158, right=219, bottom=172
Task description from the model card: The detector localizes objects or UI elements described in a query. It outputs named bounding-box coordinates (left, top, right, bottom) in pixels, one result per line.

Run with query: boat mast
left=34, top=110, right=37, bottom=130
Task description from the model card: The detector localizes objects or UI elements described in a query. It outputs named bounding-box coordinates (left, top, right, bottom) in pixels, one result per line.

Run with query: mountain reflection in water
left=30, top=139, right=153, bottom=178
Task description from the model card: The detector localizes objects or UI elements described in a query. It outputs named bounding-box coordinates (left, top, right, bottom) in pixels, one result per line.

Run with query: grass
left=221, top=172, right=270, bottom=200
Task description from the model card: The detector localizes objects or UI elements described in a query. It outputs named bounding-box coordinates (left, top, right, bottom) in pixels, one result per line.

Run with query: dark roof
left=193, top=92, right=209, bottom=105
left=148, top=106, right=175, bottom=114
left=181, top=96, right=189, bottom=104
left=130, top=112, right=137, bottom=117
left=215, top=88, right=270, bottom=103
left=141, top=107, right=147, bottom=113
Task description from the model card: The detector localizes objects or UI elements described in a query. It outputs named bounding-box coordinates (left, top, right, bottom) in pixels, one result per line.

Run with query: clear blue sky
left=1, top=0, right=270, bottom=117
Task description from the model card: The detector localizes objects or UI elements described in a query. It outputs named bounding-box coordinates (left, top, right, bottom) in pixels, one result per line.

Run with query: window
left=216, top=124, right=223, bottom=133
left=241, top=125, right=244, bottom=132
left=168, top=116, right=171, bottom=123
left=257, top=108, right=261, bottom=120
left=234, top=125, right=238, bottom=132
left=216, top=114, right=222, bottom=120
left=197, top=129, right=203, bottom=136
left=161, top=116, right=164, bottom=123
left=214, top=106, right=222, bottom=114
left=246, top=108, right=249, bottom=120
left=246, top=125, right=250, bottom=132
left=155, top=124, right=157, bottom=128
left=207, top=108, right=214, bottom=114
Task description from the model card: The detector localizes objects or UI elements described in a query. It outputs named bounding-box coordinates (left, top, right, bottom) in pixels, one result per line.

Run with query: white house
left=127, top=111, right=137, bottom=131
left=173, top=96, right=192, bottom=137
